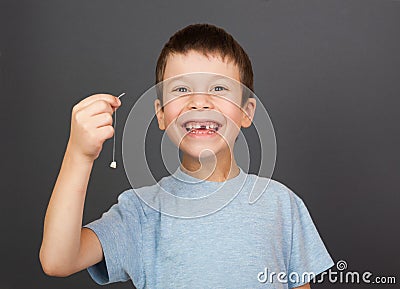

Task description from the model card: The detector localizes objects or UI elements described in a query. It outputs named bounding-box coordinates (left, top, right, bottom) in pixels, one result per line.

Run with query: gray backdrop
left=1, top=0, right=399, bottom=288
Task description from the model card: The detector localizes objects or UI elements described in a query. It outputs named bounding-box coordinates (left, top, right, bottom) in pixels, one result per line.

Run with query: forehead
left=163, top=50, right=240, bottom=82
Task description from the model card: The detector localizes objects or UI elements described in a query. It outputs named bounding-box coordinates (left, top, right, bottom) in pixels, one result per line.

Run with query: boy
left=40, top=24, right=334, bottom=288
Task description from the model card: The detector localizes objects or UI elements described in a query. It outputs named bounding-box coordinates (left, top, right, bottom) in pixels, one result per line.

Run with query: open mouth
left=182, top=120, right=222, bottom=135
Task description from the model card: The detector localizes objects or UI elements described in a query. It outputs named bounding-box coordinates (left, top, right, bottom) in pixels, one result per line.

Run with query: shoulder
left=116, top=179, right=172, bottom=218
left=118, top=174, right=173, bottom=201
left=245, top=173, right=304, bottom=208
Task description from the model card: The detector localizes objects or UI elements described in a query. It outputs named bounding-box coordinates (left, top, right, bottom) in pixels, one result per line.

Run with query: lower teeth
left=189, top=129, right=215, bottom=134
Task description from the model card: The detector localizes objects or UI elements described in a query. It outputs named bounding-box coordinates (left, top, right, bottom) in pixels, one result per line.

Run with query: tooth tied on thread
left=110, top=92, right=126, bottom=169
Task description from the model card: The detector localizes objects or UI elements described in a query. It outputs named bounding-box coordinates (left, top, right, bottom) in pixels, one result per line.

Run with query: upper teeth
left=184, top=121, right=220, bottom=130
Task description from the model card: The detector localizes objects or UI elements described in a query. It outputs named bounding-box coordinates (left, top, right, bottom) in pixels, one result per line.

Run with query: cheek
left=162, top=96, right=190, bottom=123
left=220, top=103, right=243, bottom=127
left=162, top=105, right=181, bottom=126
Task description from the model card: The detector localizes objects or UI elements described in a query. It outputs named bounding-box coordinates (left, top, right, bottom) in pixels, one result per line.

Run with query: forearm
left=40, top=143, right=93, bottom=274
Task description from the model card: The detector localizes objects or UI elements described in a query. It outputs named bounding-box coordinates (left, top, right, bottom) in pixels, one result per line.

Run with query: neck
left=180, top=149, right=239, bottom=182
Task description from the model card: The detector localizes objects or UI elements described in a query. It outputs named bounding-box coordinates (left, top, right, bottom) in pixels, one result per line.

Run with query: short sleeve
left=83, top=189, right=144, bottom=286
left=287, top=193, right=334, bottom=288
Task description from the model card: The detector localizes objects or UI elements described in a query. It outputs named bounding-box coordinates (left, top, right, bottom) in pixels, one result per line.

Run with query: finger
left=97, top=126, right=115, bottom=141
left=90, top=112, right=114, bottom=128
left=83, top=100, right=116, bottom=117
left=74, top=94, right=121, bottom=112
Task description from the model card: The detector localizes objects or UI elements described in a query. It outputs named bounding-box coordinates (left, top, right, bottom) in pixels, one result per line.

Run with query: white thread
left=110, top=92, right=126, bottom=169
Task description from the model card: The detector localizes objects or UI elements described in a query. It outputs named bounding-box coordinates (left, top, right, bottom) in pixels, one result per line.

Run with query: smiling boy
left=154, top=51, right=253, bottom=183
left=40, top=24, right=334, bottom=288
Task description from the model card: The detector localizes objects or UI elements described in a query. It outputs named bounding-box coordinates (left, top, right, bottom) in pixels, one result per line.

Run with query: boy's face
left=154, top=50, right=256, bottom=160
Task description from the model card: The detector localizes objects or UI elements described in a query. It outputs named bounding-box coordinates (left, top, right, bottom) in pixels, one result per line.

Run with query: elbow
left=39, top=246, right=74, bottom=277
left=41, top=264, right=71, bottom=278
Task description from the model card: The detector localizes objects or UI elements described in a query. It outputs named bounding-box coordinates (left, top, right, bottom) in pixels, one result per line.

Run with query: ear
left=241, top=98, right=256, bottom=128
left=154, top=98, right=166, bottom=130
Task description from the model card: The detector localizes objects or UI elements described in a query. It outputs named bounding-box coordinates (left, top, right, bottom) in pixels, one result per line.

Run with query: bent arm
left=39, top=147, right=103, bottom=276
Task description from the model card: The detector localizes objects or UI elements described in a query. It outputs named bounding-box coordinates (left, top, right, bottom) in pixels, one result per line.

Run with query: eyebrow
left=164, top=74, right=235, bottom=87
left=173, top=72, right=234, bottom=80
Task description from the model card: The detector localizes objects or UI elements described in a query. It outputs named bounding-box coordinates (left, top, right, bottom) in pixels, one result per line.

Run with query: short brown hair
left=155, top=23, right=254, bottom=105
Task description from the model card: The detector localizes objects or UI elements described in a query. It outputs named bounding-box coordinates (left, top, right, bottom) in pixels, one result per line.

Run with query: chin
left=179, top=141, right=231, bottom=161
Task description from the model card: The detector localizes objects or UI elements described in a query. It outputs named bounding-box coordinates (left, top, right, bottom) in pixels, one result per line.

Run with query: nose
left=187, top=93, right=214, bottom=110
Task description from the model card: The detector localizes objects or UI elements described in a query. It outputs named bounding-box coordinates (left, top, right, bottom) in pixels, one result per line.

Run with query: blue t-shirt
left=84, top=166, right=334, bottom=288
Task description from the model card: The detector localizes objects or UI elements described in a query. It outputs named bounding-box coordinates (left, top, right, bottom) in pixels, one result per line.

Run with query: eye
left=174, top=87, right=189, bottom=93
left=212, top=86, right=227, bottom=92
